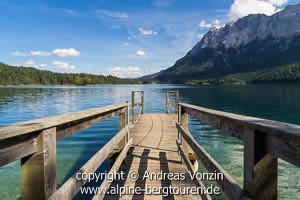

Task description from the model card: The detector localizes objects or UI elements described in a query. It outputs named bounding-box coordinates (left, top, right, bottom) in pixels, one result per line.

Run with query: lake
left=0, top=84, right=299, bottom=199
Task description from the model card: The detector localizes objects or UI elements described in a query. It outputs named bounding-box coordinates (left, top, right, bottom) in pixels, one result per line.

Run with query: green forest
left=0, top=62, right=140, bottom=85
left=185, top=63, right=300, bottom=84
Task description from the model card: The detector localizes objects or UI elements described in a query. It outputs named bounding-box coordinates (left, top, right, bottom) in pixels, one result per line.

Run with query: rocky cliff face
left=194, top=4, right=300, bottom=50
left=148, top=4, right=300, bottom=82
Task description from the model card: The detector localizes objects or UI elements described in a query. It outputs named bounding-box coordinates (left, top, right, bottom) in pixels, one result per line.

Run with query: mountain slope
left=148, top=3, right=300, bottom=83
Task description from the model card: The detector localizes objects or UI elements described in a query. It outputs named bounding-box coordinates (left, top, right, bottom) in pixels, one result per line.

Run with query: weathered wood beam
left=179, top=106, right=190, bottom=155
left=176, top=139, right=212, bottom=200
left=56, top=111, right=120, bottom=141
left=179, top=103, right=300, bottom=166
left=175, top=91, right=179, bottom=114
left=264, top=134, right=300, bottom=166
left=0, top=103, right=127, bottom=140
left=166, top=91, right=169, bottom=114
left=182, top=106, right=244, bottom=139
left=179, top=103, right=300, bottom=141
left=176, top=123, right=249, bottom=200
left=244, top=128, right=277, bottom=200
left=113, top=109, right=128, bottom=154
left=0, top=138, right=36, bottom=167
left=131, top=91, right=135, bottom=122
left=141, top=91, right=144, bottom=114
left=48, top=127, right=126, bottom=200
left=21, top=127, right=56, bottom=200
left=93, top=138, right=133, bottom=200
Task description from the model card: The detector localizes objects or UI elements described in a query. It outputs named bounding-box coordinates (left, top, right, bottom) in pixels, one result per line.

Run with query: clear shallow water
left=0, top=84, right=299, bottom=199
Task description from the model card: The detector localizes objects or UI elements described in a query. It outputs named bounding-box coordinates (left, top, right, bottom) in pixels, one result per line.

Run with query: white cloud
left=12, top=51, right=27, bottom=56
left=104, top=66, right=164, bottom=78
left=198, top=20, right=212, bottom=29
left=31, top=51, right=51, bottom=56
left=24, top=60, right=48, bottom=69
left=198, top=19, right=224, bottom=29
left=53, top=61, right=76, bottom=70
left=124, top=42, right=130, bottom=46
left=12, top=49, right=80, bottom=57
left=24, top=59, right=37, bottom=68
left=213, top=19, right=223, bottom=29
left=136, top=50, right=146, bottom=56
left=95, top=9, right=128, bottom=18
left=106, top=66, right=142, bottom=78
left=228, top=0, right=288, bottom=20
left=267, top=0, right=287, bottom=6
left=138, top=28, right=158, bottom=35
left=39, top=64, right=47, bottom=68
left=52, top=48, right=80, bottom=57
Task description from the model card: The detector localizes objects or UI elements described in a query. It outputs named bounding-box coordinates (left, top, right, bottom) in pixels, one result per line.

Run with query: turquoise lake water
left=0, top=84, right=299, bottom=199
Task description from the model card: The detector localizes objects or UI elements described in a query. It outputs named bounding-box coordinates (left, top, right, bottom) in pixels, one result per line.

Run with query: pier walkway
left=0, top=91, right=299, bottom=200
left=106, top=113, right=203, bottom=200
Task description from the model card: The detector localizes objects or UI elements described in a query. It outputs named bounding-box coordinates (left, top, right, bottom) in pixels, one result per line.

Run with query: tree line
left=0, top=62, right=141, bottom=85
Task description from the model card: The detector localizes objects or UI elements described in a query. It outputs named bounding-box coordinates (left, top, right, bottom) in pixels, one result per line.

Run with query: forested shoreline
left=0, top=63, right=140, bottom=85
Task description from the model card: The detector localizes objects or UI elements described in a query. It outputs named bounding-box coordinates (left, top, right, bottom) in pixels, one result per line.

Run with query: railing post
left=175, top=91, right=179, bottom=114
left=126, top=101, right=130, bottom=143
left=141, top=91, right=144, bottom=114
left=179, top=105, right=189, bottom=156
left=166, top=91, right=169, bottom=114
left=178, top=104, right=198, bottom=170
left=131, top=91, right=135, bottom=122
left=21, top=127, right=57, bottom=200
left=243, top=127, right=278, bottom=200
left=118, top=107, right=127, bottom=148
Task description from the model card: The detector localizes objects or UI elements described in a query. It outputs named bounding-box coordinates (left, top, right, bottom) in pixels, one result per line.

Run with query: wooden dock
left=106, top=114, right=203, bottom=200
left=0, top=90, right=299, bottom=200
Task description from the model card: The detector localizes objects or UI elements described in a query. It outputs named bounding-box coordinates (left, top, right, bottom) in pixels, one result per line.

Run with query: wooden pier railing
left=0, top=103, right=130, bottom=200
left=131, top=91, right=144, bottom=123
left=0, top=91, right=299, bottom=200
left=166, top=90, right=179, bottom=114
left=176, top=102, right=300, bottom=200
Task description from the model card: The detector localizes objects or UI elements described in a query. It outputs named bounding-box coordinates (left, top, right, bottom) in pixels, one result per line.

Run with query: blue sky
left=1, top=0, right=299, bottom=77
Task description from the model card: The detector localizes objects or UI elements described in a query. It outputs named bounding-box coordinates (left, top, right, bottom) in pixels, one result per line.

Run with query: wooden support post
left=243, top=128, right=278, bottom=200
left=166, top=91, right=169, bottom=114
left=118, top=109, right=127, bottom=150
left=141, top=91, right=144, bottom=114
left=125, top=101, right=129, bottom=142
left=179, top=106, right=198, bottom=167
left=131, top=91, right=135, bottom=122
left=21, top=127, right=56, bottom=200
left=180, top=107, right=189, bottom=157
left=119, top=109, right=126, bottom=130
left=109, top=107, right=128, bottom=162
left=175, top=91, right=179, bottom=114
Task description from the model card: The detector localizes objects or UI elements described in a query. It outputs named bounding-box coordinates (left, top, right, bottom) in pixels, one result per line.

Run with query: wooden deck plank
left=103, top=114, right=202, bottom=200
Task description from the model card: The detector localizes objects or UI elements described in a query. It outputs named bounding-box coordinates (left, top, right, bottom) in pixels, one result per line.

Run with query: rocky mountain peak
left=190, top=3, right=300, bottom=54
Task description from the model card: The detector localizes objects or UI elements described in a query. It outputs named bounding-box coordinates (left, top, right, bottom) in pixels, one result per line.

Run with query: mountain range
left=144, top=3, right=300, bottom=84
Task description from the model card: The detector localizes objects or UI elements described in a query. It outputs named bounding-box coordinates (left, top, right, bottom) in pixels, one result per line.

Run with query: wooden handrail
left=93, top=138, right=133, bottom=200
left=176, top=139, right=212, bottom=200
left=49, top=127, right=128, bottom=200
left=177, top=102, right=300, bottom=200
left=176, top=123, right=248, bottom=200
left=0, top=103, right=128, bottom=140
left=178, top=103, right=300, bottom=166
left=0, top=103, right=129, bottom=200
left=0, top=103, right=128, bottom=167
